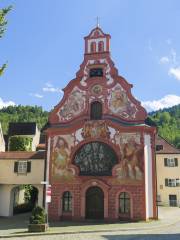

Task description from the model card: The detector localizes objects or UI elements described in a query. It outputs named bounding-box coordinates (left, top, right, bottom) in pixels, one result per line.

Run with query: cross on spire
left=96, top=16, right=100, bottom=27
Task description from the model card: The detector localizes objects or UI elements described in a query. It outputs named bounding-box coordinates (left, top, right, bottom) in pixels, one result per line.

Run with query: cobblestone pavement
left=1, top=207, right=180, bottom=239
left=6, top=221, right=180, bottom=240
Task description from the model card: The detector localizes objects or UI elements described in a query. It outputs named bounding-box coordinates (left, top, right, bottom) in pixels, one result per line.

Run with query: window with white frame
left=165, top=178, right=180, bottom=187
left=164, top=158, right=178, bottom=167
left=14, top=161, right=31, bottom=174
left=18, top=161, right=27, bottom=174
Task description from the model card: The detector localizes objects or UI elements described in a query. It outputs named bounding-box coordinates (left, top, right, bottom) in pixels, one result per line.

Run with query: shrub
left=9, top=136, right=32, bottom=151
left=29, top=206, right=46, bottom=224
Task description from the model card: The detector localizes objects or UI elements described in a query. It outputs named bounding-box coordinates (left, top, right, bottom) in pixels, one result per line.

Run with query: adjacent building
left=0, top=122, right=45, bottom=217
left=156, top=135, right=180, bottom=207
left=7, top=122, right=40, bottom=151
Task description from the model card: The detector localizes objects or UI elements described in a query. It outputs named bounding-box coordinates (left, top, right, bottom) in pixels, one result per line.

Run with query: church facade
left=46, top=27, right=157, bottom=221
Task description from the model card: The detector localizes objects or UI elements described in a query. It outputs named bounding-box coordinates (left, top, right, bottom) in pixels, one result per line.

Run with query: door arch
left=86, top=186, right=104, bottom=219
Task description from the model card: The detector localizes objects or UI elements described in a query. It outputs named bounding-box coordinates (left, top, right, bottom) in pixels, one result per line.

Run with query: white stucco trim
left=144, top=134, right=153, bottom=219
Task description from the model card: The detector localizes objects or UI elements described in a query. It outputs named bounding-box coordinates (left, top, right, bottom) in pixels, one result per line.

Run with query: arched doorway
left=10, top=185, right=38, bottom=215
left=86, top=186, right=104, bottom=219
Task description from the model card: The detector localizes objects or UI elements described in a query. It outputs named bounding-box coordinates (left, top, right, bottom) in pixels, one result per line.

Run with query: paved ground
left=0, top=207, right=180, bottom=239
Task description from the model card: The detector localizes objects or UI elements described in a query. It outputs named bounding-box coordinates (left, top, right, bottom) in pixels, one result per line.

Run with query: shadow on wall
left=102, top=234, right=180, bottom=240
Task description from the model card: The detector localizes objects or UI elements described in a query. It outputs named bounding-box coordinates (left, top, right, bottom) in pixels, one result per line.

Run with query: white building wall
left=144, top=134, right=154, bottom=219
left=0, top=185, right=12, bottom=216
left=0, top=123, right=5, bottom=152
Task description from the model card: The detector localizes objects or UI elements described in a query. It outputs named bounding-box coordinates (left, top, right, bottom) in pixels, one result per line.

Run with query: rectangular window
left=169, top=195, right=177, bottom=207
left=18, top=161, right=27, bottom=174
left=156, top=145, right=163, bottom=151
left=157, top=195, right=161, bottom=202
left=14, top=161, right=31, bottom=174
left=164, top=158, right=178, bottom=167
left=165, top=178, right=180, bottom=187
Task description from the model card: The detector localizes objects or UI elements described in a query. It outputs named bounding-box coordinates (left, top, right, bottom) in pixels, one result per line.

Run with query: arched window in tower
left=90, top=42, right=96, bottom=53
left=90, top=101, right=102, bottom=120
left=98, top=41, right=104, bottom=52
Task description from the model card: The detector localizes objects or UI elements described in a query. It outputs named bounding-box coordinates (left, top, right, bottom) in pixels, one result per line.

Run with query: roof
left=155, top=135, right=180, bottom=154
left=36, top=143, right=46, bottom=151
left=8, top=122, right=37, bottom=136
left=0, top=151, right=46, bottom=160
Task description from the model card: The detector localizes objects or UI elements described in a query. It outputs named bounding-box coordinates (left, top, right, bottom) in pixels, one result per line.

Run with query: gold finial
left=96, top=16, right=100, bottom=27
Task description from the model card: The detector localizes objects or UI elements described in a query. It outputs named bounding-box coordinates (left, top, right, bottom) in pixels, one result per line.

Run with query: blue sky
left=0, top=0, right=180, bottom=112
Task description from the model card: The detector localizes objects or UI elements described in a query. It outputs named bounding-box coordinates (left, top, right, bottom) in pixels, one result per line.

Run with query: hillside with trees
left=0, top=104, right=179, bottom=148
left=148, top=104, right=180, bottom=149
left=0, top=105, right=49, bottom=133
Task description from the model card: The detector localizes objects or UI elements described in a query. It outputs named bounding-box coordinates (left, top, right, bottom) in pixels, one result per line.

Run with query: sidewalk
left=0, top=207, right=180, bottom=238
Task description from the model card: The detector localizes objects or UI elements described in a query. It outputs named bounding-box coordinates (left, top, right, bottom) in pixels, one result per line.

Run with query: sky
left=0, top=0, right=180, bottom=112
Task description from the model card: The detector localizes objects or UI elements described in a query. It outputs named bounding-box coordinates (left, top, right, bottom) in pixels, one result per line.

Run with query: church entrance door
left=86, top=186, right=104, bottom=219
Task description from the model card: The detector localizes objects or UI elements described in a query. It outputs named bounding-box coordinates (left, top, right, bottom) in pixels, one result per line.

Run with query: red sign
left=46, top=185, right=51, bottom=203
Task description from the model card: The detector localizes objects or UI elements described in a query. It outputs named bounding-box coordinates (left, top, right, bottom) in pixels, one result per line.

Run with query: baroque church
left=45, top=26, right=157, bottom=221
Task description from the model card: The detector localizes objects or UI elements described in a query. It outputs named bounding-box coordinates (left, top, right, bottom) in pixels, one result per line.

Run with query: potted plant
left=28, top=206, right=48, bottom=232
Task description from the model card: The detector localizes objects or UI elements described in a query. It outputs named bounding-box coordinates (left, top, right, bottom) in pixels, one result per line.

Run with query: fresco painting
left=51, top=135, right=75, bottom=181
left=82, top=120, right=110, bottom=139
left=58, top=87, right=86, bottom=121
left=108, top=84, right=138, bottom=119
left=114, top=133, right=143, bottom=182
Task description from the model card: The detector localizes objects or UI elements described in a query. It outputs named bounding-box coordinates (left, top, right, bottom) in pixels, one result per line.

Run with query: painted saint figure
left=52, top=137, right=74, bottom=180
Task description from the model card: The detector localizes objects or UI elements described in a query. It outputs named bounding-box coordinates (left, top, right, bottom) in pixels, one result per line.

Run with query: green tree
left=0, top=6, right=12, bottom=76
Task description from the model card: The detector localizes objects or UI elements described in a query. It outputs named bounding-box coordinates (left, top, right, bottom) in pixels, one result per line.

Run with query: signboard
left=46, top=185, right=51, bottom=203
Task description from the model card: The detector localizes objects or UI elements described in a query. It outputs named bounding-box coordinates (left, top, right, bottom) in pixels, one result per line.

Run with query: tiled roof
left=8, top=122, right=37, bottom=136
left=0, top=151, right=46, bottom=159
left=155, top=135, right=180, bottom=154
left=36, top=144, right=46, bottom=150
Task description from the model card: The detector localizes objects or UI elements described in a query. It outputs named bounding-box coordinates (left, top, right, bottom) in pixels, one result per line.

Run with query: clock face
left=91, top=84, right=103, bottom=95
left=89, top=68, right=103, bottom=77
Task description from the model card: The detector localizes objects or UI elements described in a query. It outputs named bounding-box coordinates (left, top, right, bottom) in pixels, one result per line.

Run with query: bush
left=29, top=206, right=46, bottom=224
left=9, top=136, right=32, bottom=151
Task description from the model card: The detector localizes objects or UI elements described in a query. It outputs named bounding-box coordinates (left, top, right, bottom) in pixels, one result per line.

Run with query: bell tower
left=84, top=26, right=111, bottom=55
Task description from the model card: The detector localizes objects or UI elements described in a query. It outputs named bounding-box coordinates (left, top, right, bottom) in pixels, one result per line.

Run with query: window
left=89, top=68, right=103, bottom=77
left=119, top=192, right=130, bottom=214
left=157, top=194, right=161, bottom=202
left=62, top=191, right=72, bottom=212
left=156, top=145, right=163, bottom=151
left=164, top=158, right=178, bottom=167
left=165, top=178, right=180, bottom=187
left=169, top=195, right=177, bottom=207
left=90, top=101, right=102, bottom=120
left=98, top=41, right=104, bottom=52
left=14, top=161, right=31, bottom=174
left=74, top=141, right=118, bottom=176
left=90, top=42, right=96, bottom=53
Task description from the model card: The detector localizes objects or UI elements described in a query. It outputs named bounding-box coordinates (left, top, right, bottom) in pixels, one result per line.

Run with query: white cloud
left=168, top=67, right=180, bottom=81
left=142, top=94, right=180, bottom=112
left=0, top=98, right=16, bottom=109
left=159, top=56, right=169, bottom=64
left=42, top=83, right=63, bottom=93
left=30, top=93, right=43, bottom=98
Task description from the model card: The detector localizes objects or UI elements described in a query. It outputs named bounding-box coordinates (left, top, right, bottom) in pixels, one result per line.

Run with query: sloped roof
left=0, top=151, right=46, bottom=160
left=8, top=122, right=37, bottom=136
left=155, top=135, right=180, bottom=154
